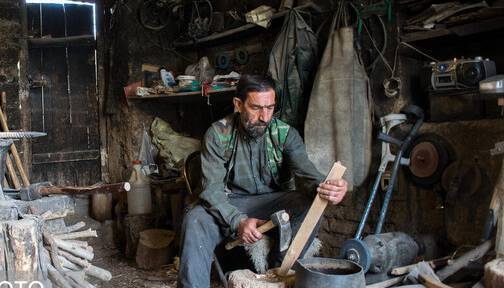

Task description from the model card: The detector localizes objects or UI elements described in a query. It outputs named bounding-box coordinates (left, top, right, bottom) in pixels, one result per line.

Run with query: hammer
left=225, top=210, right=292, bottom=251
left=19, top=181, right=131, bottom=201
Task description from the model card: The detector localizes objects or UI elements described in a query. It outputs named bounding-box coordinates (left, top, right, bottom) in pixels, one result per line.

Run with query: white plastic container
left=127, top=160, right=152, bottom=215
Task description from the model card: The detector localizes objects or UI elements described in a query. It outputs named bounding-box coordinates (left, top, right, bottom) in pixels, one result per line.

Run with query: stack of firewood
left=40, top=211, right=112, bottom=288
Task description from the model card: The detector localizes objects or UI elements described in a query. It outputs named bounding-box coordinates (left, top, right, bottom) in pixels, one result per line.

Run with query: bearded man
left=177, top=74, right=348, bottom=288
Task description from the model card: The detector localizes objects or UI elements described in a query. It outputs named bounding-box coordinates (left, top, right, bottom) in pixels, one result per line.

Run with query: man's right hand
left=238, top=218, right=266, bottom=244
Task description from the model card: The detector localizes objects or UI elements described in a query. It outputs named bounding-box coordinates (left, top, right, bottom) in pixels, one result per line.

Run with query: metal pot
left=295, top=257, right=365, bottom=288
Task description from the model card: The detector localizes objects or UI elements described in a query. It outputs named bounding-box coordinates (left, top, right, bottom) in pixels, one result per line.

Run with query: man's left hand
left=317, top=179, right=348, bottom=205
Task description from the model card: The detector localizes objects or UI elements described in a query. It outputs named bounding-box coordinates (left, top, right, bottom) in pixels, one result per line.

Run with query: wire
left=361, top=17, right=393, bottom=74
left=391, top=42, right=440, bottom=77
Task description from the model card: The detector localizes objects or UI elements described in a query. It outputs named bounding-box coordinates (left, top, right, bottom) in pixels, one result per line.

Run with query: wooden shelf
left=400, top=16, right=504, bottom=42
left=173, top=3, right=316, bottom=48
left=126, top=87, right=236, bottom=102
left=28, top=35, right=95, bottom=48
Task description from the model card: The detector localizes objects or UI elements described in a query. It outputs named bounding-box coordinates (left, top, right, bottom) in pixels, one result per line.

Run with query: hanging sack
left=304, top=6, right=372, bottom=191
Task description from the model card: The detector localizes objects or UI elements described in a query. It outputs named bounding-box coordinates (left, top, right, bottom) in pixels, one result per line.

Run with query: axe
left=20, top=182, right=131, bottom=201
left=225, top=210, right=292, bottom=252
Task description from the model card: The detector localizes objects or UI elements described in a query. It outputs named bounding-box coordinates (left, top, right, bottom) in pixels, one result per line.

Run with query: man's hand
left=238, top=218, right=267, bottom=244
left=317, top=179, right=348, bottom=205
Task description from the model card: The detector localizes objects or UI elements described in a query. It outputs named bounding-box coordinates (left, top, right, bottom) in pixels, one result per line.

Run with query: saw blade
left=0, top=131, right=47, bottom=139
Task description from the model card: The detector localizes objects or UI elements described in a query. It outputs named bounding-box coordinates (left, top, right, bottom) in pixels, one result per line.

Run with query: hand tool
left=225, top=210, right=291, bottom=252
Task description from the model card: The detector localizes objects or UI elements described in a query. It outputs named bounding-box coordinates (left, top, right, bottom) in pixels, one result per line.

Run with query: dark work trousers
left=177, top=191, right=321, bottom=288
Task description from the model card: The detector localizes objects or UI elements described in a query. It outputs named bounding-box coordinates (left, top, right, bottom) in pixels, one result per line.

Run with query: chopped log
left=54, top=238, right=94, bottom=260
left=54, top=221, right=87, bottom=235
left=47, top=263, right=72, bottom=288
left=67, top=270, right=96, bottom=288
left=135, top=229, right=175, bottom=269
left=391, top=257, right=451, bottom=276
left=58, top=250, right=112, bottom=281
left=91, top=193, right=113, bottom=222
left=55, top=228, right=98, bottom=240
left=5, top=218, right=43, bottom=281
left=65, top=239, right=89, bottom=248
left=124, top=214, right=154, bottom=259
left=484, top=258, right=504, bottom=288
left=58, top=250, right=91, bottom=268
left=366, top=276, right=404, bottom=288
left=41, top=209, right=70, bottom=220
left=436, top=240, right=493, bottom=281
left=57, top=255, right=80, bottom=270
left=85, top=263, right=112, bottom=281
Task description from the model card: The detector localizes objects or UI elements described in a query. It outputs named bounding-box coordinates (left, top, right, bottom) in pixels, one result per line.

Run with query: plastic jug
left=127, top=160, right=152, bottom=215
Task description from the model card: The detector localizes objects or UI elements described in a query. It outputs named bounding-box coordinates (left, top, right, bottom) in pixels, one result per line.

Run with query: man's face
left=233, top=89, right=276, bottom=139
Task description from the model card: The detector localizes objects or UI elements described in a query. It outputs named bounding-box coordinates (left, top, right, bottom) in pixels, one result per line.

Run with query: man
left=177, top=75, right=348, bottom=287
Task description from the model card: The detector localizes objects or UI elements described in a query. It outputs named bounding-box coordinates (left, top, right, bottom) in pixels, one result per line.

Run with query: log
left=41, top=209, right=70, bottom=220
left=54, top=221, right=87, bottom=235
left=228, top=268, right=295, bottom=288
left=58, top=250, right=112, bottom=281
left=484, top=258, right=504, bottom=288
left=65, top=240, right=89, bottom=248
left=366, top=276, right=404, bottom=288
left=278, top=162, right=346, bottom=275
left=135, top=229, right=175, bottom=269
left=55, top=228, right=98, bottom=240
left=91, top=193, right=113, bottom=222
left=54, top=238, right=94, bottom=260
left=4, top=218, right=43, bottom=281
left=124, top=214, right=154, bottom=259
left=437, top=240, right=493, bottom=281
left=419, top=273, right=452, bottom=288
left=391, top=257, right=451, bottom=276
left=47, top=263, right=72, bottom=288
left=66, top=270, right=96, bottom=288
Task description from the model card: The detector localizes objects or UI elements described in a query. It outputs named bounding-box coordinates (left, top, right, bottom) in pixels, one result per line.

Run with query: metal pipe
left=375, top=118, right=423, bottom=234
left=355, top=170, right=384, bottom=240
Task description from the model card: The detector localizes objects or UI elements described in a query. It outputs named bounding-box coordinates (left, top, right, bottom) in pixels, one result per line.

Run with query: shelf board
left=28, top=35, right=95, bottom=48
left=400, top=16, right=504, bottom=42
left=173, top=3, right=315, bottom=48
left=126, top=87, right=236, bottom=102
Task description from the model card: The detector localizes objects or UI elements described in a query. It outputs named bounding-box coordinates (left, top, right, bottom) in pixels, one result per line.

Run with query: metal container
left=295, top=257, right=365, bottom=288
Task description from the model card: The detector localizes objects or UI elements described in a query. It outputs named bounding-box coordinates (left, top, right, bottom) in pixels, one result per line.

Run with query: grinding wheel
left=404, top=133, right=453, bottom=187
left=340, top=239, right=371, bottom=273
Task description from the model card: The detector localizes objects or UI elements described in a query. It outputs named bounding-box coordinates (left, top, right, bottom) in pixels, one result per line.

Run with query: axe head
left=19, top=182, right=52, bottom=201
left=271, top=210, right=291, bottom=252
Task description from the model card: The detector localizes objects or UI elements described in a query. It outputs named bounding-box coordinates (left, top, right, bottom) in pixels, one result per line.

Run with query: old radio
left=430, top=57, right=496, bottom=90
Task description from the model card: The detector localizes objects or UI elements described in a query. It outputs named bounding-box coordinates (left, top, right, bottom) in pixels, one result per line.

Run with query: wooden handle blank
left=225, top=220, right=276, bottom=250
left=277, top=162, right=347, bottom=276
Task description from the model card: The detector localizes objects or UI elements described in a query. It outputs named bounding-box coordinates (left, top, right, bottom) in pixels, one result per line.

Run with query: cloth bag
left=304, top=13, right=372, bottom=191
left=268, top=9, right=318, bottom=131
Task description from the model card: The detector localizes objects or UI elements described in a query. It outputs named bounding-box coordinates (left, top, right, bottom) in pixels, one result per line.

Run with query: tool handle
left=225, top=220, right=275, bottom=250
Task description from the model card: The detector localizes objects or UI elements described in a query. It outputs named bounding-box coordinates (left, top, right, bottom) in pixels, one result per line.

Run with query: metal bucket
left=294, top=257, right=366, bottom=288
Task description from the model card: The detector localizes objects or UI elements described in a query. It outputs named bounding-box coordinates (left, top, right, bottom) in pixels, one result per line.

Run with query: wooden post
left=277, top=162, right=346, bottom=275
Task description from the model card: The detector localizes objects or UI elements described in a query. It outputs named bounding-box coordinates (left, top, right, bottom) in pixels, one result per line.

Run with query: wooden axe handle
left=225, top=220, right=276, bottom=250
left=39, top=182, right=131, bottom=196
left=277, top=162, right=346, bottom=276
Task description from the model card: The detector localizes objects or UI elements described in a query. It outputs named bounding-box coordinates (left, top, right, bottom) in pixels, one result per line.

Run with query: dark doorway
left=27, top=1, right=100, bottom=186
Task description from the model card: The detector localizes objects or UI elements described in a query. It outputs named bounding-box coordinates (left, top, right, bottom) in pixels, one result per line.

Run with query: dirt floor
left=70, top=215, right=223, bottom=288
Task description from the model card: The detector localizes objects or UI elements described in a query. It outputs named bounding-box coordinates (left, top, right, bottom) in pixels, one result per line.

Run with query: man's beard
left=243, top=120, right=269, bottom=139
